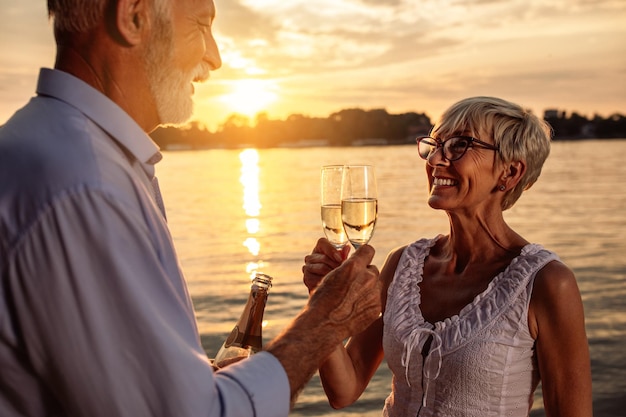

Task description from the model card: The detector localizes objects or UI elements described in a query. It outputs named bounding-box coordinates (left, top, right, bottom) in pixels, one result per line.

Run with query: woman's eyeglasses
left=416, top=135, right=499, bottom=162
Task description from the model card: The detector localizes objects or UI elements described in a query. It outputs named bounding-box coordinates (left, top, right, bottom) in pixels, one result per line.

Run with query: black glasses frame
left=416, top=135, right=500, bottom=161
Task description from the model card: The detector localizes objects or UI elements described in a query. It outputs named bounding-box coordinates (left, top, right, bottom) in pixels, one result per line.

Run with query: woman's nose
left=427, top=145, right=448, bottom=166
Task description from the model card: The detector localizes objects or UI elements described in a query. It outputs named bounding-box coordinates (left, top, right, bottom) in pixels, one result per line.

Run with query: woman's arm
left=303, top=243, right=405, bottom=408
left=317, top=316, right=384, bottom=408
left=529, top=260, right=593, bottom=417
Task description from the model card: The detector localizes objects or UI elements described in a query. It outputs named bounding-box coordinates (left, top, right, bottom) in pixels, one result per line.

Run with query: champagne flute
left=321, top=165, right=349, bottom=249
left=341, top=165, right=378, bottom=249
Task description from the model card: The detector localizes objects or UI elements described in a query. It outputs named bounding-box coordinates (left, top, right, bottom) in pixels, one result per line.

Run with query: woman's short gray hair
left=48, top=0, right=170, bottom=33
left=432, top=96, right=552, bottom=210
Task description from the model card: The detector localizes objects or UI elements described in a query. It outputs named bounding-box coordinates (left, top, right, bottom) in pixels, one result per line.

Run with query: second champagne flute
left=341, top=165, right=378, bottom=249
left=321, top=165, right=349, bottom=249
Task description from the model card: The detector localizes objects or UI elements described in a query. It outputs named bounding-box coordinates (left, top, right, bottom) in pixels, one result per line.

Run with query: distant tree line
left=150, top=108, right=626, bottom=150
left=543, top=110, right=626, bottom=140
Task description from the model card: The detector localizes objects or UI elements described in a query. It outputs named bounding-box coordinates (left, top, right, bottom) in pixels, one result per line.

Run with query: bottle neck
left=223, top=274, right=272, bottom=349
left=251, top=273, right=272, bottom=291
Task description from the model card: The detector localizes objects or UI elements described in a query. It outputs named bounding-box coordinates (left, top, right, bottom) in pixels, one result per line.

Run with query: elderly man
left=0, top=1, right=381, bottom=416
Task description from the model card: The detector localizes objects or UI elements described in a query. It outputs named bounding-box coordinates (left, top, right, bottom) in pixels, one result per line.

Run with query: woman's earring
left=499, top=185, right=506, bottom=191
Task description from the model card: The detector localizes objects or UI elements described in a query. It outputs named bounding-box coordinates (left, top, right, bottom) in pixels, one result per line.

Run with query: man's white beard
left=151, top=65, right=195, bottom=126
left=144, top=15, right=194, bottom=126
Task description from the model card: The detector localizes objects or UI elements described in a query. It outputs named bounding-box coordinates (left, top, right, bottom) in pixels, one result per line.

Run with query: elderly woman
left=303, top=96, right=592, bottom=416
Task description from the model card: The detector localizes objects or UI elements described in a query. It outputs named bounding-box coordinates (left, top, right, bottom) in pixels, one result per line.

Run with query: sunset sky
left=1, top=0, right=624, bottom=131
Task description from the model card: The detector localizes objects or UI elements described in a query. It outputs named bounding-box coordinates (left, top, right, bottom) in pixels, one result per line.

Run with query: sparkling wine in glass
left=341, top=165, right=378, bottom=249
left=321, top=165, right=349, bottom=249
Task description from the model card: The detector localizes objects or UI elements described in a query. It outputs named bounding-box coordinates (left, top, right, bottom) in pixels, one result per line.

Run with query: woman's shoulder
left=383, top=245, right=407, bottom=268
left=533, top=260, right=577, bottom=301
left=528, top=259, right=580, bottom=338
left=379, top=245, right=407, bottom=309
left=380, top=236, right=441, bottom=309
left=381, top=236, right=440, bottom=281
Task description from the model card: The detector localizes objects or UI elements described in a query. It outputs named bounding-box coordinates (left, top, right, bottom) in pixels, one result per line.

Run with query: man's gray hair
left=48, top=0, right=170, bottom=33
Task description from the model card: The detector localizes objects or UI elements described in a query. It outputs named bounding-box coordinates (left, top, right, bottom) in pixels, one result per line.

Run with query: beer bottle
left=213, top=272, right=273, bottom=368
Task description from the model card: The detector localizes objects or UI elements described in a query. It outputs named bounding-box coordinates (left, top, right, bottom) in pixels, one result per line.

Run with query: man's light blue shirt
left=0, top=68, right=289, bottom=417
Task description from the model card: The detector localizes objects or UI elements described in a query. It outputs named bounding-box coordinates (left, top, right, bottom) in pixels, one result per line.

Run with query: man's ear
left=116, top=0, right=150, bottom=46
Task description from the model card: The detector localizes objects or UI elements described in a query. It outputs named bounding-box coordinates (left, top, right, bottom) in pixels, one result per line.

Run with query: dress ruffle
left=385, top=236, right=560, bottom=357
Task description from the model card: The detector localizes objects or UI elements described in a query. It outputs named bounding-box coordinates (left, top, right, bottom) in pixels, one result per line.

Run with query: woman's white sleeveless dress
left=382, top=237, right=558, bottom=416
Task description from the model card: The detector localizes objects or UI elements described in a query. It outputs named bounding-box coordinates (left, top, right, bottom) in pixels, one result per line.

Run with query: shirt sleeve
left=5, top=186, right=290, bottom=417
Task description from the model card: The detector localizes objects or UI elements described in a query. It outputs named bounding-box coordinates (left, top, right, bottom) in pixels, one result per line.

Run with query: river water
left=157, top=139, right=626, bottom=417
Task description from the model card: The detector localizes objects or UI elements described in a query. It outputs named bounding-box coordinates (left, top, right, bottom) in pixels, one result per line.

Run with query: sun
left=220, top=79, right=279, bottom=119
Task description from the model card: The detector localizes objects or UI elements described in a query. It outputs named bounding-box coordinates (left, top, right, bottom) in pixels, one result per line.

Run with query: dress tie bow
left=401, top=327, right=443, bottom=407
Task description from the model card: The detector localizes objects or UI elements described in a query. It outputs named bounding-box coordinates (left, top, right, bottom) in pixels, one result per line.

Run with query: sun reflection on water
left=239, top=149, right=263, bottom=276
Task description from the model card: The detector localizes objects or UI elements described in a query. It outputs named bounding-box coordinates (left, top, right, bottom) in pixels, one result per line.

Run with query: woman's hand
left=302, top=238, right=350, bottom=294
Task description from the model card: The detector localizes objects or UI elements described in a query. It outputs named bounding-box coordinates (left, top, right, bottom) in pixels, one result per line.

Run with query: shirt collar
left=36, top=68, right=162, bottom=176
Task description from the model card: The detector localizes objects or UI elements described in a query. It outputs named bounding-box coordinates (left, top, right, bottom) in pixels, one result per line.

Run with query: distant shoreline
left=159, top=136, right=626, bottom=152
left=150, top=108, right=626, bottom=151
